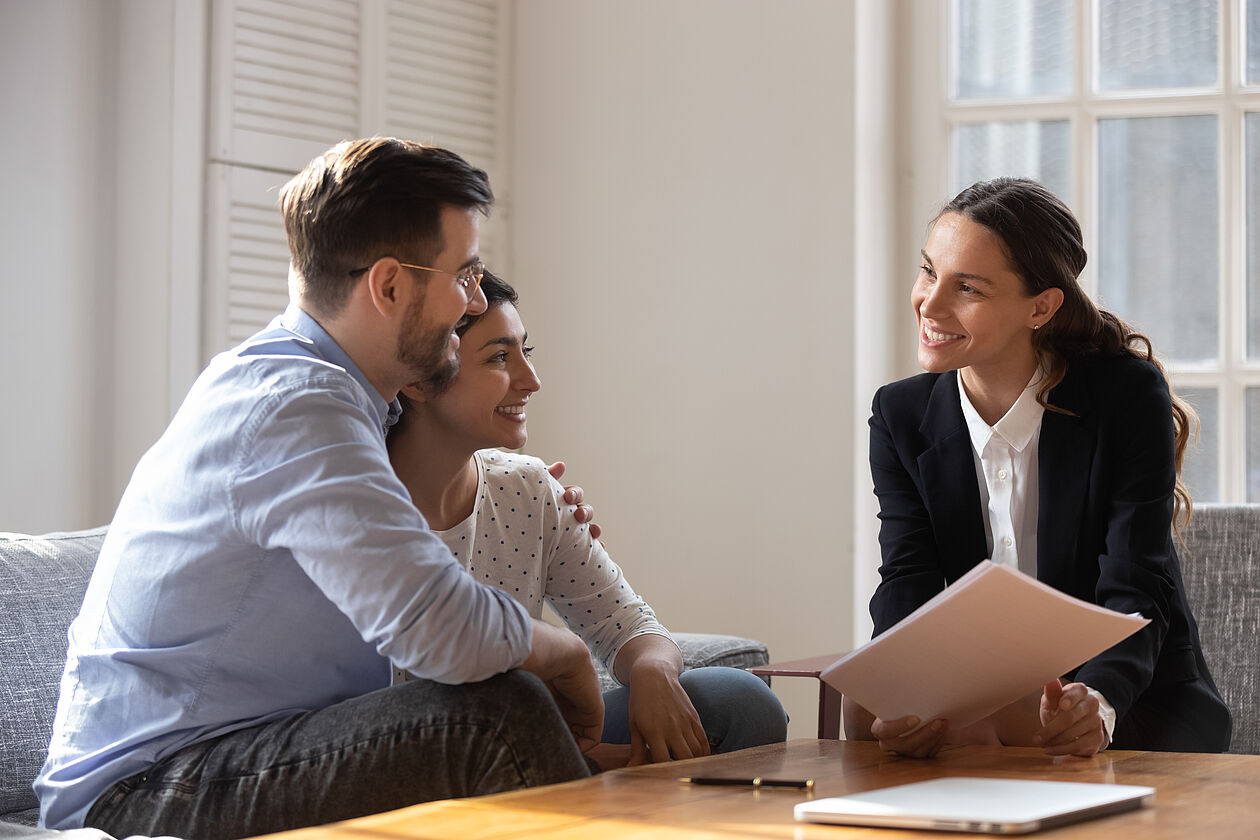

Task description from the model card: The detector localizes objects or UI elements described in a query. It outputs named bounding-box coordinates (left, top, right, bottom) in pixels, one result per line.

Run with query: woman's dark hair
left=454, top=270, right=517, bottom=338
left=941, top=177, right=1196, bottom=532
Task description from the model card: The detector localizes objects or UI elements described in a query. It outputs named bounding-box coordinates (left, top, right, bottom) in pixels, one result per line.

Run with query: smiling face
left=912, top=212, right=1058, bottom=386
left=395, top=205, right=487, bottom=390
left=421, top=302, right=541, bottom=453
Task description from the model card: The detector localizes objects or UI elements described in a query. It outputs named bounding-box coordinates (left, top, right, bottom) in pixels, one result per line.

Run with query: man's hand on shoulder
left=546, top=461, right=602, bottom=540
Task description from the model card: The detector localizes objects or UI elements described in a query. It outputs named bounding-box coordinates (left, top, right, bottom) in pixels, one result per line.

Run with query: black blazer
left=868, top=354, right=1230, bottom=752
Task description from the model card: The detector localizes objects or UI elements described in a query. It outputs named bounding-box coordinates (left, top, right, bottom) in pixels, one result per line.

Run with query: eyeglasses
left=349, top=258, right=485, bottom=302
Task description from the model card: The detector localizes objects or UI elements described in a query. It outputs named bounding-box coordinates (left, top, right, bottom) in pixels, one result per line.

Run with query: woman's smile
left=912, top=212, right=1042, bottom=382
left=496, top=401, right=528, bottom=423
left=920, top=324, right=964, bottom=345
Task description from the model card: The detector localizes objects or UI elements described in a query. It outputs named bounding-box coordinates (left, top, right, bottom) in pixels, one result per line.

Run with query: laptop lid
left=793, top=777, right=1154, bottom=835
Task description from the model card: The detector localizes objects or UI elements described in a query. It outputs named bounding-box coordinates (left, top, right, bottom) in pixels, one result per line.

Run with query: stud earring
left=1032, top=323, right=1041, bottom=331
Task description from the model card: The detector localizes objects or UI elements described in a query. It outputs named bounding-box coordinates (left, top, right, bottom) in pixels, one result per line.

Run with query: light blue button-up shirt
left=36, top=304, right=533, bottom=829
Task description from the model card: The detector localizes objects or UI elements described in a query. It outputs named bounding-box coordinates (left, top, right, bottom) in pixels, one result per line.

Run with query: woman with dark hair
left=387, top=272, right=787, bottom=769
left=845, top=178, right=1230, bottom=758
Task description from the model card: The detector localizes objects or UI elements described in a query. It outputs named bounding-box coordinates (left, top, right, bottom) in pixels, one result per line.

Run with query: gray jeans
left=83, top=671, right=590, bottom=840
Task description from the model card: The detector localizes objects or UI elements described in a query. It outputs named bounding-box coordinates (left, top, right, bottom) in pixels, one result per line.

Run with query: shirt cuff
left=1086, top=687, right=1116, bottom=749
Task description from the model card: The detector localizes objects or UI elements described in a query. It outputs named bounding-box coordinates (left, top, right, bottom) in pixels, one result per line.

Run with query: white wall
left=511, top=0, right=859, bottom=737
left=851, top=0, right=922, bottom=644
left=1, top=0, right=119, bottom=532
left=0, top=0, right=199, bottom=533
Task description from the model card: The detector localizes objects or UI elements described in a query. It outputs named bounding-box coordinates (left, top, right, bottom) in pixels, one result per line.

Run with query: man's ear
left=365, top=259, right=408, bottom=318
left=399, top=382, right=430, bottom=404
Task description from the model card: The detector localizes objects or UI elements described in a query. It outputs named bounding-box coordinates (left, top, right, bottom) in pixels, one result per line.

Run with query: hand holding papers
left=822, top=561, right=1147, bottom=731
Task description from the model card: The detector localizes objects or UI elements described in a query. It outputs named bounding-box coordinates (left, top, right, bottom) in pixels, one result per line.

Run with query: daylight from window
left=948, top=0, right=1260, bottom=502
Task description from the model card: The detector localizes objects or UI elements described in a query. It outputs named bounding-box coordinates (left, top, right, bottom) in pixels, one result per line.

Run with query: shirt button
left=998, top=469, right=1009, bottom=480
left=1002, top=536, right=1014, bottom=547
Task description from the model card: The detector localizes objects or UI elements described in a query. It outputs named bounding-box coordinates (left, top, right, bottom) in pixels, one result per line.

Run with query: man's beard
left=397, top=294, right=460, bottom=393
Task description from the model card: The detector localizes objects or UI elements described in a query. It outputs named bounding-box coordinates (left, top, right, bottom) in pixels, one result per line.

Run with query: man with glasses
left=36, top=138, right=603, bottom=839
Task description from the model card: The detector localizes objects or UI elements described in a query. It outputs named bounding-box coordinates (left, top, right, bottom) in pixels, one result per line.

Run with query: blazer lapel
left=1037, top=371, right=1095, bottom=590
left=916, top=372, right=988, bottom=580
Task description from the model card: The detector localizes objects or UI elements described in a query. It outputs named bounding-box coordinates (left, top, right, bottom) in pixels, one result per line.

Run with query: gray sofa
left=0, top=527, right=769, bottom=828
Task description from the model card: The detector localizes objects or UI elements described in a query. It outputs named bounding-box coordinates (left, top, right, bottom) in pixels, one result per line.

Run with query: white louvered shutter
left=204, top=0, right=511, bottom=358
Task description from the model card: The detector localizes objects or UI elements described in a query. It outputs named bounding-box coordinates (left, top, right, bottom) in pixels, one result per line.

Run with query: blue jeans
left=600, top=666, right=788, bottom=752
left=83, top=671, right=590, bottom=840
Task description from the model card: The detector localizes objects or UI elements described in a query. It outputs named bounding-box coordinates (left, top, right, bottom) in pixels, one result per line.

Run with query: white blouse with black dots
left=434, top=449, right=670, bottom=681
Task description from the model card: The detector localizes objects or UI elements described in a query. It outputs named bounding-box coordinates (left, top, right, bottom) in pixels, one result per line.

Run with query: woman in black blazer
left=846, top=178, right=1230, bottom=757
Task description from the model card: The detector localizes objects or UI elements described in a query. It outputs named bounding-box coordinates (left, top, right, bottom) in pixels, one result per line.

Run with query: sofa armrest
left=592, top=632, right=770, bottom=694
left=1, top=528, right=109, bottom=824
left=673, top=632, right=769, bottom=672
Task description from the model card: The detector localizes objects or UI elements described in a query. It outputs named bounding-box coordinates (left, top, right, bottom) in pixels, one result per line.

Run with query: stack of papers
left=822, top=561, right=1148, bottom=728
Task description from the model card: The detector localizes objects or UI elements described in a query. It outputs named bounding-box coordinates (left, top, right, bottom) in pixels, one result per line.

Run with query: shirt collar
left=279, top=303, right=403, bottom=434
left=957, top=369, right=1046, bottom=453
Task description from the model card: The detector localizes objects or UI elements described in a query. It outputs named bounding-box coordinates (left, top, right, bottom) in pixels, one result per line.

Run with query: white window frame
left=907, top=0, right=1260, bottom=503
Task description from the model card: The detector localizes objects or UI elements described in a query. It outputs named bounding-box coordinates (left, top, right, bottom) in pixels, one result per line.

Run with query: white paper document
left=822, top=561, right=1148, bottom=729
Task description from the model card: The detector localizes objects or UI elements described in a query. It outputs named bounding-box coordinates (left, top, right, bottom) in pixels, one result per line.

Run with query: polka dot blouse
left=431, top=449, right=669, bottom=678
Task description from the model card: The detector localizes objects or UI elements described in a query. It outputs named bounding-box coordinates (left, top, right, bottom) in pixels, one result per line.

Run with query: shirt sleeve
left=228, top=375, right=533, bottom=684
left=1086, top=686, right=1117, bottom=749
left=534, top=463, right=669, bottom=679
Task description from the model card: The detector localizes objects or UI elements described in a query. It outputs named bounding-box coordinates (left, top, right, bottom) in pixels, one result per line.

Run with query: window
left=928, top=0, right=1260, bottom=502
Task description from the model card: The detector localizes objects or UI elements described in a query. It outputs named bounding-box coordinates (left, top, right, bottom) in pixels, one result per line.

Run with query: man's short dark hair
left=280, top=137, right=493, bottom=316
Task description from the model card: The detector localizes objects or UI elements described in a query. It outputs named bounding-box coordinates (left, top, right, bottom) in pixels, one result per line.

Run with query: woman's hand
left=845, top=695, right=948, bottom=757
left=870, top=715, right=950, bottom=758
left=625, top=661, right=709, bottom=765
left=1034, top=680, right=1107, bottom=757
left=546, top=461, right=601, bottom=540
left=611, top=634, right=708, bottom=764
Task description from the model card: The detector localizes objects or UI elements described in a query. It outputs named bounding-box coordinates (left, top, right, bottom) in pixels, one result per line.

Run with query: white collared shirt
left=956, top=370, right=1116, bottom=746
left=958, top=372, right=1044, bottom=578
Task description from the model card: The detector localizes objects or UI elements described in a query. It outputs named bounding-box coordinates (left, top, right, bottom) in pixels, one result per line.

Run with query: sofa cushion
left=4, top=805, right=41, bottom=828
left=0, top=528, right=106, bottom=819
left=1179, top=505, right=1260, bottom=755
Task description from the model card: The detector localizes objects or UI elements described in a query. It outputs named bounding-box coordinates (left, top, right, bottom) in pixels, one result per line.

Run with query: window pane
left=1098, top=0, right=1218, bottom=91
left=1249, top=114, right=1260, bottom=359
left=1249, top=0, right=1260, bottom=84
left=1178, top=387, right=1219, bottom=503
left=951, top=120, right=1071, bottom=201
left=1251, top=389, right=1260, bottom=502
left=1098, top=116, right=1218, bottom=364
left=952, top=0, right=1071, bottom=99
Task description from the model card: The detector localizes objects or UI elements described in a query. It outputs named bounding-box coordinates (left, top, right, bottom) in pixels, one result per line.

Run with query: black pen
left=680, top=776, right=814, bottom=790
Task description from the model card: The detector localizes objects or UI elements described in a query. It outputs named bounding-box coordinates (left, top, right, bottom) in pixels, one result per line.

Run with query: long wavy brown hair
left=940, top=178, right=1197, bottom=533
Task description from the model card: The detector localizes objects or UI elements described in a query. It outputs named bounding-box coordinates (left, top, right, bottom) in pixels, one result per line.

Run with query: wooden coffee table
left=255, top=739, right=1260, bottom=839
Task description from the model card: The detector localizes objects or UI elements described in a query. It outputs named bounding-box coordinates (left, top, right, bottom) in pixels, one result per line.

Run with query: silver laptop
left=793, top=777, right=1154, bottom=835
